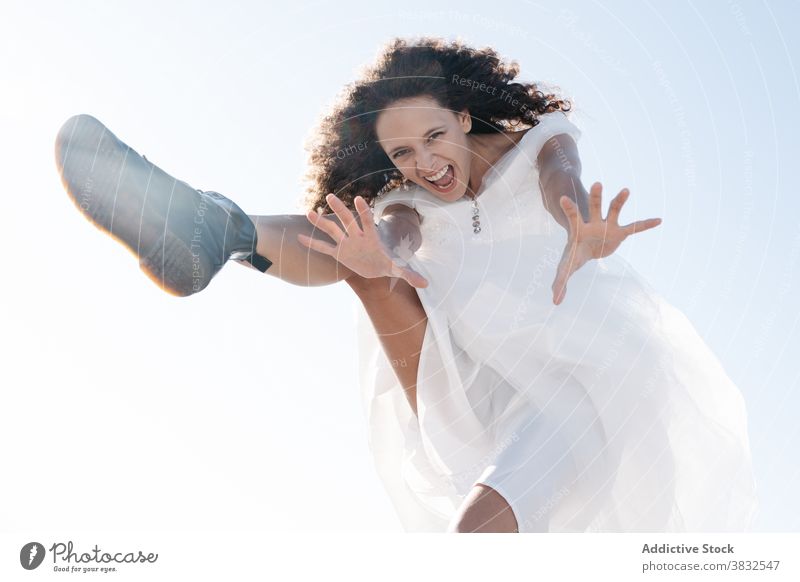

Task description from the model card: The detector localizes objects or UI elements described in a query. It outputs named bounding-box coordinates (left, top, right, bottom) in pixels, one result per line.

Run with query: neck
left=464, top=130, right=528, bottom=199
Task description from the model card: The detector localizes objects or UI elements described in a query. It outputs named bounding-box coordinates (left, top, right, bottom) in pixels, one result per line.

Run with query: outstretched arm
left=296, top=193, right=428, bottom=288
left=347, top=274, right=426, bottom=417
left=537, top=133, right=590, bottom=227
left=536, top=134, right=663, bottom=304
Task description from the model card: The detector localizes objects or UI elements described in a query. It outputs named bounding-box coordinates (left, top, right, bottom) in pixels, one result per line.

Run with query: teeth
left=424, top=165, right=449, bottom=182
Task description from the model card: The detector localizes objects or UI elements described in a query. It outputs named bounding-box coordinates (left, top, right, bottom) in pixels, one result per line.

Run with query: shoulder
left=371, top=183, right=449, bottom=224
left=371, top=184, right=421, bottom=223
left=382, top=202, right=422, bottom=224
left=515, top=111, right=583, bottom=173
left=523, top=111, right=582, bottom=147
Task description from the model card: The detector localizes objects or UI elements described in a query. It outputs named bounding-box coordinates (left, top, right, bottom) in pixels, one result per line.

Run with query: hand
left=552, top=182, right=662, bottom=305
left=297, top=193, right=429, bottom=288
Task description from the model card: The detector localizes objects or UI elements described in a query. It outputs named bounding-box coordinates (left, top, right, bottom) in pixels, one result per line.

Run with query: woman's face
left=375, top=95, right=472, bottom=202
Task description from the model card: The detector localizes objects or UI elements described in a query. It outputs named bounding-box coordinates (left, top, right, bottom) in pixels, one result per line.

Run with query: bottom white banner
left=2, top=531, right=797, bottom=581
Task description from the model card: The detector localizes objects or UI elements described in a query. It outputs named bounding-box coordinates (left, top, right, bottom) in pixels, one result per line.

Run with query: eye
left=428, top=131, right=444, bottom=142
left=392, top=149, right=409, bottom=160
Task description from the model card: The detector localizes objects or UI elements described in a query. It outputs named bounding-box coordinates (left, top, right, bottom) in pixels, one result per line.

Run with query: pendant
left=471, top=198, right=481, bottom=234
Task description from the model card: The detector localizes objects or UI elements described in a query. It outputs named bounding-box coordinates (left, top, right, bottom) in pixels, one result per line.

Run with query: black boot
left=55, top=114, right=272, bottom=296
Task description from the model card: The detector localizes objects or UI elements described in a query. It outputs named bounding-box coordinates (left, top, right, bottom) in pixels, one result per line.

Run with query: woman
left=296, top=37, right=758, bottom=533
left=55, top=37, right=757, bottom=533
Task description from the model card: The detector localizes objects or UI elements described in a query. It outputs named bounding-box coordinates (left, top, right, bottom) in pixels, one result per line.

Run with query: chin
left=442, top=185, right=467, bottom=202
left=419, top=182, right=464, bottom=202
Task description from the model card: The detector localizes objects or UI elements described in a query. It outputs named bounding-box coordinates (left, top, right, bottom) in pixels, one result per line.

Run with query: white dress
left=352, top=111, right=758, bottom=532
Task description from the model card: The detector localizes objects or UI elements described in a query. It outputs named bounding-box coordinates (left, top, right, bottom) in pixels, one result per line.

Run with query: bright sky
left=1, top=0, right=798, bottom=533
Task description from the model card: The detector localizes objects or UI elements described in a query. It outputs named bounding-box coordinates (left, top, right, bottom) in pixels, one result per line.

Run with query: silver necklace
left=470, top=195, right=481, bottom=234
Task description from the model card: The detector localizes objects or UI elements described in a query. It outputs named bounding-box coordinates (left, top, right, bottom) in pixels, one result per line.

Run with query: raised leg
left=56, top=113, right=272, bottom=296
left=234, top=213, right=357, bottom=286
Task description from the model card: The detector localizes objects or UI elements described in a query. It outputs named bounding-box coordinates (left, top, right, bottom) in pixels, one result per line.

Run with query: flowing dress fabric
left=352, top=112, right=758, bottom=532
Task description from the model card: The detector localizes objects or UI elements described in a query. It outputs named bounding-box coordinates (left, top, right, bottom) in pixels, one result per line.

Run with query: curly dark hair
left=302, top=36, right=571, bottom=213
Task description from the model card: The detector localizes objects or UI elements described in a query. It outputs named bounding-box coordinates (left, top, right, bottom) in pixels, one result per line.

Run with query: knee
left=447, top=509, right=519, bottom=533
left=446, top=519, right=470, bottom=533
left=447, top=484, right=519, bottom=533
left=446, top=511, right=478, bottom=533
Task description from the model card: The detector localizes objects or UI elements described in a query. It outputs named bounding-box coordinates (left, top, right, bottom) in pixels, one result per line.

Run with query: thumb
left=553, top=281, right=567, bottom=305
left=552, top=260, right=571, bottom=305
left=394, top=261, right=428, bottom=288
left=404, top=268, right=429, bottom=288
left=552, top=238, right=581, bottom=304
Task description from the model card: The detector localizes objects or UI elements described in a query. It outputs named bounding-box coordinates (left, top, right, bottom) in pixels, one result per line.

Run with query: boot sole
left=55, top=114, right=214, bottom=297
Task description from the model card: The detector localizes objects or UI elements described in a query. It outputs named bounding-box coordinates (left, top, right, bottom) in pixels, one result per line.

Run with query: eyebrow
left=386, top=126, right=446, bottom=156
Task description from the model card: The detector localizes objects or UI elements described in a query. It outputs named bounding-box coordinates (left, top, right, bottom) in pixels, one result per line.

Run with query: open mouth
left=423, top=164, right=457, bottom=193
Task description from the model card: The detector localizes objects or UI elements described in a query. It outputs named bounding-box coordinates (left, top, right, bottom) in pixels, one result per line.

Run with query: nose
left=415, top=148, right=436, bottom=174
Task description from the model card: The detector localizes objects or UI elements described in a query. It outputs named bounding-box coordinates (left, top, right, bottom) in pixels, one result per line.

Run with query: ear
left=458, top=108, right=472, bottom=133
